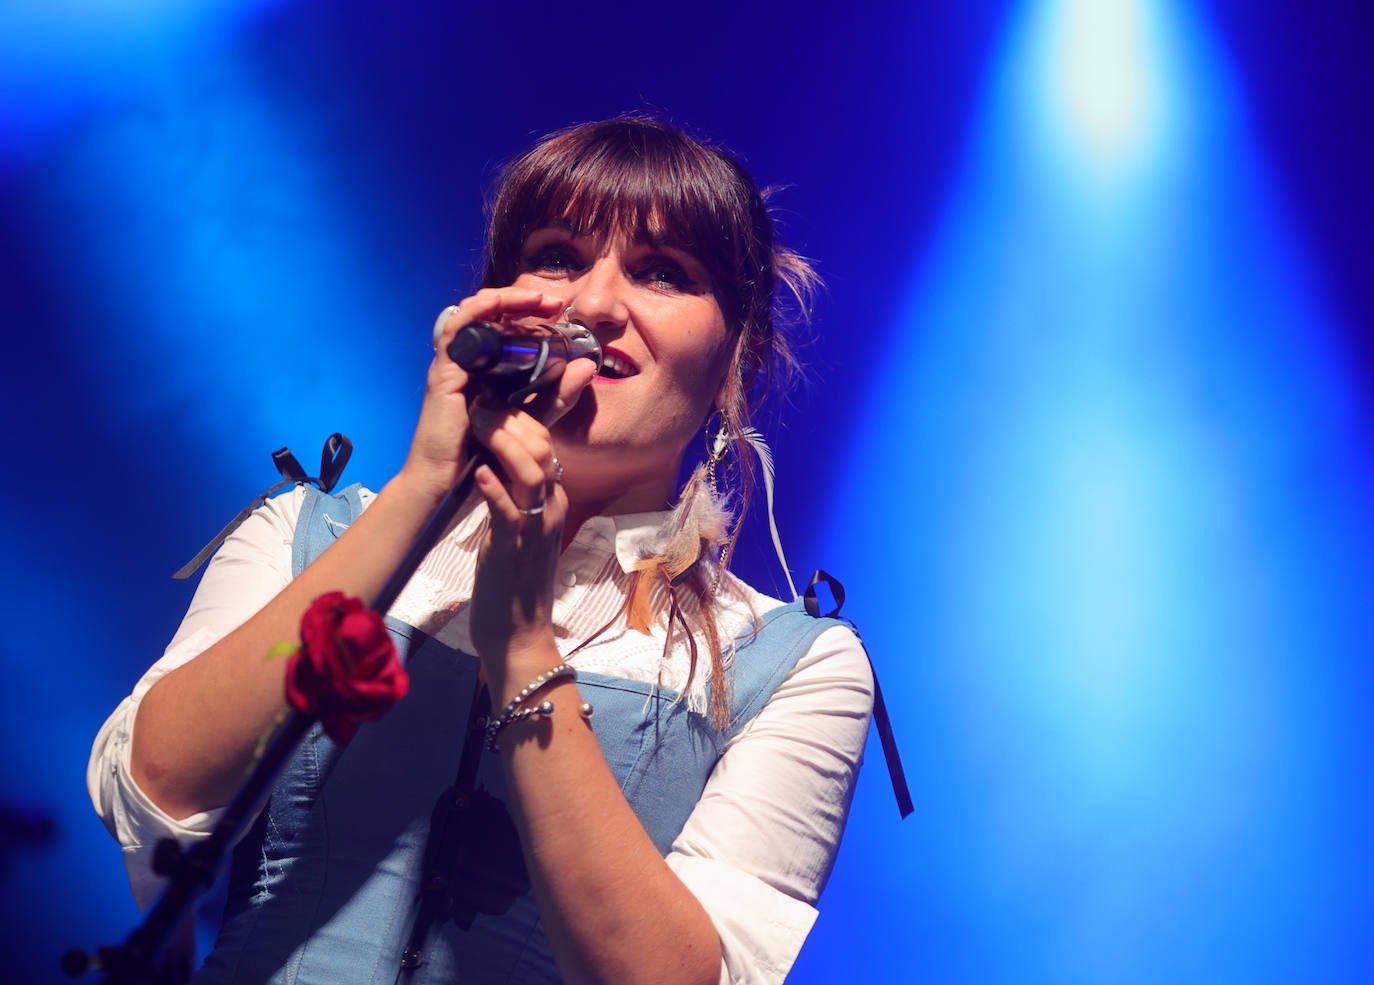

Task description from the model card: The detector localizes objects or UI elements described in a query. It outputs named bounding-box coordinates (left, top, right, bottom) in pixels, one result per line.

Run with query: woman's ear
left=710, top=381, right=735, bottom=431
left=712, top=349, right=740, bottom=422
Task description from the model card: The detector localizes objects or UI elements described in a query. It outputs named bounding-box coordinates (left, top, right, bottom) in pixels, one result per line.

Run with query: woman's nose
left=566, top=257, right=629, bottom=331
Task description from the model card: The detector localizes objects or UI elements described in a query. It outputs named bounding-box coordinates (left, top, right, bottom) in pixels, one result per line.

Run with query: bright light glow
left=0, top=0, right=286, bottom=158
left=810, top=1, right=1374, bottom=981
left=26, top=48, right=421, bottom=485
left=1052, top=0, right=1158, bottom=166
left=1008, top=0, right=1176, bottom=185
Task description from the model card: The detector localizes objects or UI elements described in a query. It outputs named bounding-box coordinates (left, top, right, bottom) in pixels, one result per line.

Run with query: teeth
left=600, top=353, right=637, bottom=377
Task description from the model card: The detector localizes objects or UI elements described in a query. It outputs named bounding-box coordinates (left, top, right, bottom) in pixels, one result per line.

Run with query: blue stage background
left=2, top=2, right=1371, bottom=982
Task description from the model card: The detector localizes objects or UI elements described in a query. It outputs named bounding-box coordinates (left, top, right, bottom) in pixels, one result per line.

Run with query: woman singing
left=90, top=117, right=874, bottom=985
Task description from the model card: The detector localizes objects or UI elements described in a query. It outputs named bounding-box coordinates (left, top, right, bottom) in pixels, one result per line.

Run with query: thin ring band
left=517, top=502, right=546, bottom=517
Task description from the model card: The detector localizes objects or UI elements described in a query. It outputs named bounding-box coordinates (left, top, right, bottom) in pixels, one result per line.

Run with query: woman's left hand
left=465, top=372, right=720, bottom=985
left=467, top=396, right=579, bottom=702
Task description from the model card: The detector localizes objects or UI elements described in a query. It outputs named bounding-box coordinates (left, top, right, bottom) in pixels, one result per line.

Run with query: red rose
left=284, top=591, right=409, bottom=743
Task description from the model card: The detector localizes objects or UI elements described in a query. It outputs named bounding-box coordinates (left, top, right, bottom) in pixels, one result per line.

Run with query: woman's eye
left=637, top=259, right=698, bottom=291
left=523, top=247, right=581, bottom=275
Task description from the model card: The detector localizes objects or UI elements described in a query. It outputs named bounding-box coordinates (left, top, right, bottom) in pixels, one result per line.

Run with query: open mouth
left=596, top=348, right=640, bottom=381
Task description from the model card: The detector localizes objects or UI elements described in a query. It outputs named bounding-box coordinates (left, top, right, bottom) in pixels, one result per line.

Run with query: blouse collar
left=572, top=509, right=674, bottom=575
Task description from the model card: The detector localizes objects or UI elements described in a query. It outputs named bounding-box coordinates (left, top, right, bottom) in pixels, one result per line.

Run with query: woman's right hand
left=401, top=287, right=568, bottom=503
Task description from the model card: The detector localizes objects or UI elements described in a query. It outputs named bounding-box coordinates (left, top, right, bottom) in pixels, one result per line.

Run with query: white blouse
left=88, top=486, right=874, bottom=985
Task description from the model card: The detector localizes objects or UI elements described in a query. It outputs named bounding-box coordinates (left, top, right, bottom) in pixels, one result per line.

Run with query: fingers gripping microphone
left=444, top=320, right=602, bottom=403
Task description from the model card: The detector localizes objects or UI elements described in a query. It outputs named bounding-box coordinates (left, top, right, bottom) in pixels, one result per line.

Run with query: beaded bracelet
left=497, top=664, right=576, bottom=721
left=485, top=664, right=595, bottom=752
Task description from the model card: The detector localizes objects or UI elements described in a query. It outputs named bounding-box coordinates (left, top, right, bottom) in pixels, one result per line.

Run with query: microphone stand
left=64, top=712, right=314, bottom=984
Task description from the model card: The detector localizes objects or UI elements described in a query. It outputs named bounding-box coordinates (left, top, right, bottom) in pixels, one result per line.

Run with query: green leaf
left=266, top=641, right=300, bottom=661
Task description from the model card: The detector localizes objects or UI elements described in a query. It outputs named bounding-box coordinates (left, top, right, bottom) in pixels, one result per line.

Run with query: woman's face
left=509, top=224, right=732, bottom=505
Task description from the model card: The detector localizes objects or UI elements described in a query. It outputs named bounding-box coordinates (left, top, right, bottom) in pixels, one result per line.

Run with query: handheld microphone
left=442, top=320, right=602, bottom=402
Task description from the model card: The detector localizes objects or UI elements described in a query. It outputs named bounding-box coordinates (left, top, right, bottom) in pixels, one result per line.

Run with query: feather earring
left=621, top=412, right=797, bottom=729
left=700, top=411, right=799, bottom=600
left=628, top=411, right=798, bottom=628
left=626, top=415, right=735, bottom=633
left=733, top=424, right=798, bottom=600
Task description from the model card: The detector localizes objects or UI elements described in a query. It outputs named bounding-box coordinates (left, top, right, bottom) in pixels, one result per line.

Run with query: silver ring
left=563, top=303, right=580, bottom=326
left=517, top=502, right=546, bottom=517
left=432, top=304, right=459, bottom=348
left=551, top=457, right=564, bottom=482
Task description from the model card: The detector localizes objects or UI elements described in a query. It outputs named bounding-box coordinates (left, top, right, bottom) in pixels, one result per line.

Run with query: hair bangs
left=483, top=120, right=760, bottom=327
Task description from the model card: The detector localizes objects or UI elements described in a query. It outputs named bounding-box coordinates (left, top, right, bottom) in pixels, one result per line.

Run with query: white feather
left=737, top=426, right=798, bottom=599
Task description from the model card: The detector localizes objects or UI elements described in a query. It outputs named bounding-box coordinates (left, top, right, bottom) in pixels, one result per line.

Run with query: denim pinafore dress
left=194, top=486, right=839, bottom=984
